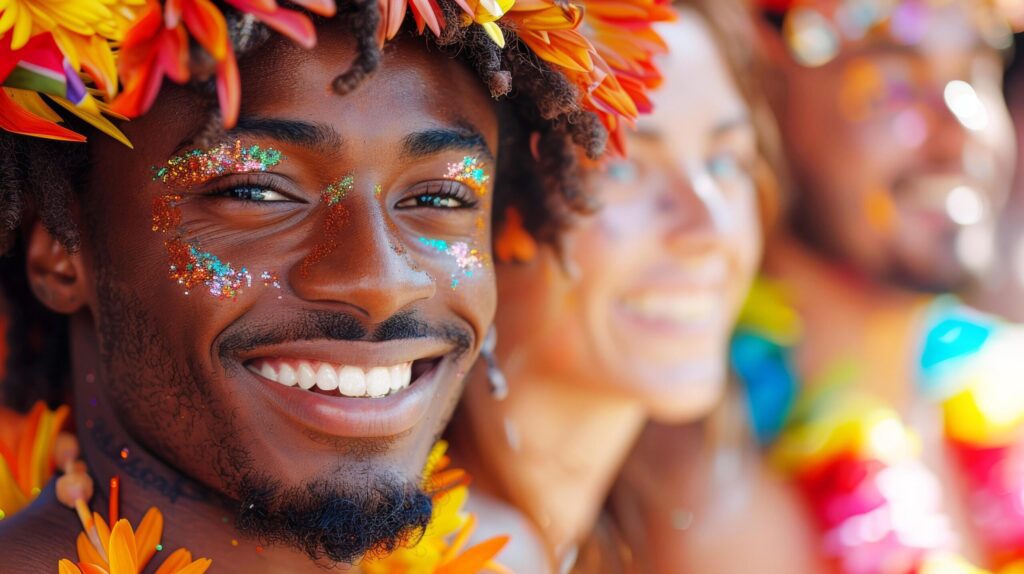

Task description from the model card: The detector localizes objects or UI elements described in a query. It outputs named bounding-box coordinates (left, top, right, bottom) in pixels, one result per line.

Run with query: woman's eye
left=213, top=186, right=290, bottom=202
left=707, top=153, right=746, bottom=181
left=395, top=181, right=477, bottom=209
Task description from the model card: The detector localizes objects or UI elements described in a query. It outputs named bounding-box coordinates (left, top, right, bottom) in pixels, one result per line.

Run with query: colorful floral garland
left=0, top=0, right=673, bottom=153
left=733, top=281, right=1024, bottom=573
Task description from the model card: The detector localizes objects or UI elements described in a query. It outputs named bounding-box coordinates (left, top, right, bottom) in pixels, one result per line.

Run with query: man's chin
left=234, top=472, right=432, bottom=565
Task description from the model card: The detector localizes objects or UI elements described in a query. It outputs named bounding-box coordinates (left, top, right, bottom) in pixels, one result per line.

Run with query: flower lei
left=918, top=298, right=1024, bottom=570
left=29, top=432, right=503, bottom=573
left=0, top=0, right=673, bottom=153
left=733, top=280, right=1024, bottom=573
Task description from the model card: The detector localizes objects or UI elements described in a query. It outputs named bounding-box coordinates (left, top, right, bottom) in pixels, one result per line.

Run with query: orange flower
left=504, top=0, right=673, bottom=155
left=0, top=401, right=70, bottom=519
left=113, top=0, right=333, bottom=128
left=59, top=504, right=211, bottom=574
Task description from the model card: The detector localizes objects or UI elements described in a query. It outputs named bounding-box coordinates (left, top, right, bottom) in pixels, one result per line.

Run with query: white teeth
left=389, top=363, right=411, bottom=392
left=366, top=367, right=391, bottom=398
left=315, top=364, right=338, bottom=391
left=297, top=361, right=317, bottom=390
left=253, top=360, right=421, bottom=397
left=623, top=293, right=717, bottom=323
left=260, top=362, right=278, bottom=382
left=278, top=363, right=298, bottom=387
left=337, top=366, right=367, bottom=397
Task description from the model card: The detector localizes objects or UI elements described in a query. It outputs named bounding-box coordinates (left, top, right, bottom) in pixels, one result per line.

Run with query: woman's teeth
left=621, top=292, right=718, bottom=323
left=250, top=359, right=413, bottom=398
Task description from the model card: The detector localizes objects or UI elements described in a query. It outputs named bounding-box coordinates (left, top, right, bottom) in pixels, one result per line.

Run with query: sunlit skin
left=774, top=0, right=1015, bottom=291
left=450, top=12, right=762, bottom=569
left=0, top=28, right=500, bottom=572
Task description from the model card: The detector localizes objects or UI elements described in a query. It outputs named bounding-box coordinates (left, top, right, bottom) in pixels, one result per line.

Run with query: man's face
left=78, top=27, right=498, bottom=562
left=775, top=0, right=1016, bottom=291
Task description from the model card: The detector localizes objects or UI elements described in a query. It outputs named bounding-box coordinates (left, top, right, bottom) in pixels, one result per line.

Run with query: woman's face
left=495, top=11, right=763, bottom=421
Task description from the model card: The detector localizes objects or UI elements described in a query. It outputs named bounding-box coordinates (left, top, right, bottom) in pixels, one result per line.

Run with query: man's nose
left=288, top=193, right=436, bottom=323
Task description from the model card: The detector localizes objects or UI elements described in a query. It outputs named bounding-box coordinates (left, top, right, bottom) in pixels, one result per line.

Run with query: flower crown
left=0, top=0, right=673, bottom=152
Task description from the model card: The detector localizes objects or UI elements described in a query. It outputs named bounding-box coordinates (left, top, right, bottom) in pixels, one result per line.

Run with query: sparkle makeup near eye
left=152, top=141, right=284, bottom=188
left=151, top=194, right=257, bottom=300
left=445, top=156, right=490, bottom=196
left=150, top=140, right=288, bottom=300
left=299, top=175, right=355, bottom=276
left=419, top=237, right=486, bottom=289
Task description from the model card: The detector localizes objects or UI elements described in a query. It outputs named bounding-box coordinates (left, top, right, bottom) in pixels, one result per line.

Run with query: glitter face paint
left=299, top=175, right=355, bottom=276
left=446, top=156, right=490, bottom=196
left=151, top=141, right=285, bottom=300
left=153, top=141, right=283, bottom=187
left=419, top=237, right=485, bottom=289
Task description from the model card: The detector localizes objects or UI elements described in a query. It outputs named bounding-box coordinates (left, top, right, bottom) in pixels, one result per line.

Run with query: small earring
left=481, top=327, right=508, bottom=400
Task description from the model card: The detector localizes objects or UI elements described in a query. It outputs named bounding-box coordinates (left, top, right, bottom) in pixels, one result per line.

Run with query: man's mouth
left=246, top=358, right=439, bottom=398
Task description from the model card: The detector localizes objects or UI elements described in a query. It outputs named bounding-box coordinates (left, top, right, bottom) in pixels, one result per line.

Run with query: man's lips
left=234, top=339, right=457, bottom=438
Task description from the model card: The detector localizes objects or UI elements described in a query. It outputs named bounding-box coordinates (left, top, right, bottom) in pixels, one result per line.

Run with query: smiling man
left=0, top=0, right=665, bottom=570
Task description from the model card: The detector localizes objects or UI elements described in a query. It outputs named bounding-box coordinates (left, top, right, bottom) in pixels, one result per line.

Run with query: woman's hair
left=0, top=2, right=610, bottom=409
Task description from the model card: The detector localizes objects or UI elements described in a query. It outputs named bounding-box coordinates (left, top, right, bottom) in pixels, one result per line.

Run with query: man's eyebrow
left=172, top=117, right=344, bottom=156
left=401, top=123, right=494, bottom=163
left=229, top=117, right=344, bottom=151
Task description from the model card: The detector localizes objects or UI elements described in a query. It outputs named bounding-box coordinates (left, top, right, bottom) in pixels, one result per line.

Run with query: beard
left=93, top=273, right=435, bottom=565
left=237, top=473, right=432, bottom=564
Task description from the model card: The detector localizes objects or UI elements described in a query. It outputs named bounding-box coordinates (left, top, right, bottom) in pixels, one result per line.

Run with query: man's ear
left=25, top=220, right=87, bottom=314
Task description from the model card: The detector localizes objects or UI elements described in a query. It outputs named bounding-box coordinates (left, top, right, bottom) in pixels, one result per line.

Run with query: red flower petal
left=182, top=0, right=230, bottom=61
left=216, top=44, right=240, bottom=127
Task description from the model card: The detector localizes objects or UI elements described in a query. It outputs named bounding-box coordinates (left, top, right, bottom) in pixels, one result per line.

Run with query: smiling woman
left=0, top=0, right=672, bottom=571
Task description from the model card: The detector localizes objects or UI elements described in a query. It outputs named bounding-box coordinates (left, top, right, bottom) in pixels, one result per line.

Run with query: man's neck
left=68, top=315, right=356, bottom=573
left=765, top=234, right=933, bottom=406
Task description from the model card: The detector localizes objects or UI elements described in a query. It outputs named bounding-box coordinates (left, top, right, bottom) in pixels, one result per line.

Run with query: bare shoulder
left=0, top=485, right=82, bottom=572
left=465, top=487, right=553, bottom=574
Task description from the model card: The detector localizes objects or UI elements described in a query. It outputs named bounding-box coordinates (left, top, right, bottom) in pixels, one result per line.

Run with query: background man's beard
left=93, top=278, right=434, bottom=565
left=237, top=473, right=433, bottom=564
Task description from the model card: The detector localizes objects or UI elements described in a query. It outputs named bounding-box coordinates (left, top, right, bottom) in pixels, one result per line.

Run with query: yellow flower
left=362, top=442, right=510, bottom=574
left=59, top=504, right=211, bottom=574
left=0, top=0, right=116, bottom=50
left=463, top=0, right=515, bottom=47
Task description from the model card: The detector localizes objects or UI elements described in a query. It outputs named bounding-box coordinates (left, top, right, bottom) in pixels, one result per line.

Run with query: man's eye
left=396, top=180, right=478, bottom=209
left=212, top=186, right=290, bottom=202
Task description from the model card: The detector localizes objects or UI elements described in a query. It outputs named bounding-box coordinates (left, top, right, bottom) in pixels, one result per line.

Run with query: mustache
left=218, top=309, right=472, bottom=357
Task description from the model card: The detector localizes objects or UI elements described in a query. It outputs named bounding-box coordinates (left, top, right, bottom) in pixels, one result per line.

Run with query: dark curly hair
left=0, top=0, right=609, bottom=409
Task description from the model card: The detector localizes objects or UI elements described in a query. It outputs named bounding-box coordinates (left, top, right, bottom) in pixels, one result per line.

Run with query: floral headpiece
left=758, top=0, right=1018, bottom=68
left=0, top=0, right=673, bottom=152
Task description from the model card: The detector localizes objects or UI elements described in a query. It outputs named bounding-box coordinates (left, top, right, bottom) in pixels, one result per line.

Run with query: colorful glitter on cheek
left=446, top=156, right=490, bottom=196
left=150, top=193, right=280, bottom=300
left=152, top=140, right=284, bottom=188
left=151, top=195, right=182, bottom=232
left=419, top=237, right=486, bottom=289
left=165, top=237, right=253, bottom=299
